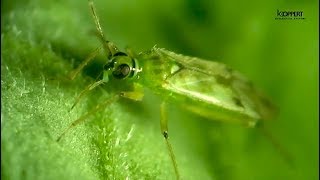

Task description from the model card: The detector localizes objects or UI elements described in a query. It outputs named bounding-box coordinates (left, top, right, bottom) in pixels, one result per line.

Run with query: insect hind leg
left=258, top=123, right=295, bottom=167
left=160, top=101, right=181, bottom=180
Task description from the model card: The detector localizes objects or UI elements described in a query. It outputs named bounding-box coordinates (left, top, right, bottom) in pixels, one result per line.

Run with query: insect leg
left=70, top=79, right=105, bottom=111
left=160, top=101, right=181, bottom=180
left=57, top=94, right=120, bottom=142
left=68, top=46, right=102, bottom=80
left=120, top=91, right=144, bottom=101
left=58, top=87, right=142, bottom=142
left=88, top=0, right=119, bottom=58
left=259, top=124, right=295, bottom=167
left=119, top=83, right=144, bottom=101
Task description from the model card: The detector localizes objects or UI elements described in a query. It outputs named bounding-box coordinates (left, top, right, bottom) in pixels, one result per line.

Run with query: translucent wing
left=157, top=48, right=277, bottom=123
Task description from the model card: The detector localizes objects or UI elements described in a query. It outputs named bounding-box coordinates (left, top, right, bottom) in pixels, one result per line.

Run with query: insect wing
left=157, top=48, right=277, bottom=122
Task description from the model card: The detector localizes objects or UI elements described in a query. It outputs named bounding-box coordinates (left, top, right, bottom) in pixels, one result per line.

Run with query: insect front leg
left=119, top=83, right=144, bottom=101
left=70, top=79, right=105, bottom=111
left=120, top=91, right=144, bottom=101
left=160, top=101, right=181, bottom=180
left=59, top=83, right=143, bottom=142
left=57, top=94, right=120, bottom=142
left=70, top=64, right=114, bottom=111
left=68, top=46, right=102, bottom=80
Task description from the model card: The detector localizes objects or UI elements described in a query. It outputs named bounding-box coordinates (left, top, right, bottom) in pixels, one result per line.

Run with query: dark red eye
left=112, top=64, right=130, bottom=79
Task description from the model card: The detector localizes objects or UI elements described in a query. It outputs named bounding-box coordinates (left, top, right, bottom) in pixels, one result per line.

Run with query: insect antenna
left=88, top=0, right=119, bottom=59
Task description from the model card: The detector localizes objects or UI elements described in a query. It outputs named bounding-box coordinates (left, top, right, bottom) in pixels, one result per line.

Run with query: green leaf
left=2, top=0, right=318, bottom=180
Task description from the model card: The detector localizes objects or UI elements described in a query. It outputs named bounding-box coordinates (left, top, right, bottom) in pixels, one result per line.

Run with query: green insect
left=57, top=0, right=291, bottom=179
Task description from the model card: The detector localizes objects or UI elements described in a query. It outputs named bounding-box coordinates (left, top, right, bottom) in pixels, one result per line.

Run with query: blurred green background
left=1, top=0, right=318, bottom=180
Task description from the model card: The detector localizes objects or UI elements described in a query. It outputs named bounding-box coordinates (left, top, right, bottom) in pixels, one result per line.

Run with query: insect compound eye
left=112, top=63, right=131, bottom=79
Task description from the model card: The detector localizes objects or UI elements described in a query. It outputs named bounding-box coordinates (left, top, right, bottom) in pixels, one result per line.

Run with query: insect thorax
left=138, top=48, right=182, bottom=90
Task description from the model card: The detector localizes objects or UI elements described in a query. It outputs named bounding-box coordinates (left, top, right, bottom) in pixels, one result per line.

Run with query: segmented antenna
left=88, top=0, right=119, bottom=58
